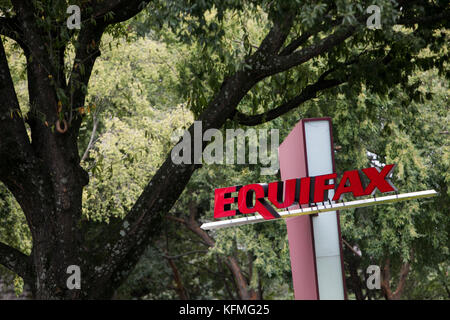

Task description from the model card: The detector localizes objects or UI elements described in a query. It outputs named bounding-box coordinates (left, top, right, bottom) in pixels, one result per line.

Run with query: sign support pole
left=279, top=118, right=346, bottom=300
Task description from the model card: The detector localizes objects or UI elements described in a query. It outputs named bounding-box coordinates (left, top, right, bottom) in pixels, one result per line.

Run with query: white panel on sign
left=304, top=120, right=345, bottom=300
left=312, top=212, right=341, bottom=257
left=304, top=121, right=334, bottom=176
left=315, top=256, right=345, bottom=300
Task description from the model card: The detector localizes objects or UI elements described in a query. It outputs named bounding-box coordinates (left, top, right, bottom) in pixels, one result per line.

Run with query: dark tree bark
left=0, top=0, right=153, bottom=299
left=347, top=257, right=364, bottom=300
left=0, top=0, right=448, bottom=299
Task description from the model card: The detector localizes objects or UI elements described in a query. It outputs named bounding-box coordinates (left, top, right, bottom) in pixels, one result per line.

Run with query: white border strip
left=200, top=190, right=437, bottom=230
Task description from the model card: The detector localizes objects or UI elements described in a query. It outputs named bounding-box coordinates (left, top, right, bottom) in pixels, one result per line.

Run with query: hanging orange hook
left=55, top=119, right=68, bottom=133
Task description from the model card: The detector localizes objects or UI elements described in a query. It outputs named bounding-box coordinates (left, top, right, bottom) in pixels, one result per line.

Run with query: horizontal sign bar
left=200, top=190, right=437, bottom=230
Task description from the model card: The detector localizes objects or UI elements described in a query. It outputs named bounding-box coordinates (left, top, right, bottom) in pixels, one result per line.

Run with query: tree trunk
left=381, top=257, right=412, bottom=300
left=347, top=258, right=364, bottom=300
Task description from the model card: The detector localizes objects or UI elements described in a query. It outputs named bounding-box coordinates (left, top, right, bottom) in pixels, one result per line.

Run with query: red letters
left=333, top=170, right=365, bottom=201
left=313, top=173, right=337, bottom=203
left=238, top=184, right=280, bottom=220
left=213, top=165, right=397, bottom=220
left=298, top=177, right=311, bottom=205
left=268, top=179, right=296, bottom=209
left=362, top=164, right=396, bottom=195
left=214, top=186, right=237, bottom=218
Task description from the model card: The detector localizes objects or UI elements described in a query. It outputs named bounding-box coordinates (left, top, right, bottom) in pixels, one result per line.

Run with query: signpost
left=201, top=117, right=437, bottom=300
left=281, top=118, right=344, bottom=300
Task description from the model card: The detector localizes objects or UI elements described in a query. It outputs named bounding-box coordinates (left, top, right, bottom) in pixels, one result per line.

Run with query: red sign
left=214, top=164, right=397, bottom=220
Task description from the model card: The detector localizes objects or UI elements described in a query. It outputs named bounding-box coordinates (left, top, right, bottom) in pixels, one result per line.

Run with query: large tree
left=0, top=0, right=448, bottom=299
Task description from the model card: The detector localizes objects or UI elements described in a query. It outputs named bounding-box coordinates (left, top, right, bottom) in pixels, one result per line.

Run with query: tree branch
left=279, top=31, right=313, bottom=57
left=0, top=38, right=30, bottom=162
left=391, top=260, right=411, bottom=299
left=167, top=206, right=258, bottom=300
left=161, top=250, right=209, bottom=260
left=10, top=1, right=51, bottom=72
left=90, top=0, right=150, bottom=25
left=67, top=23, right=105, bottom=113
left=166, top=215, right=215, bottom=248
left=254, top=13, right=295, bottom=57
left=80, top=114, right=99, bottom=162
left=381, top=258, right=392, bottom=300
left=235, top=76, right=344, bottom=126
left=279, top=15, right=341, bottom=56
left=0, top=38, right=47, bottom=227
left=67, top=2, right=150, bottom=131
left=0, top=241, right=33, bottom=280
left=392, top=250, right=413, bottom=299
left=381, top=251, right=413, bottom=300
left=162, top=247, right=189, bottom=300
left=236, top=50, right=370, bottom=126
left=0, top=16, right=26, bottom=50
left=342, top=238, right=362, bottom=257
left=265, top=23, right=359, bottom=76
